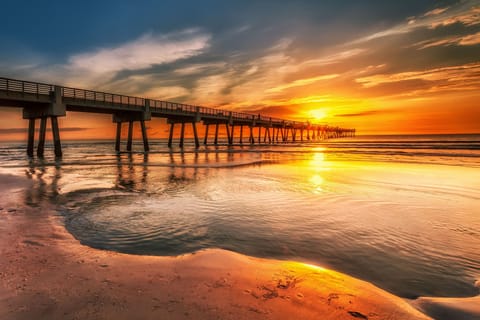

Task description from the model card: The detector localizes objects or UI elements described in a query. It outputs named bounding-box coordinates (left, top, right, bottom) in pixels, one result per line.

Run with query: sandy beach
left=0, top=172, right=439, bottom=319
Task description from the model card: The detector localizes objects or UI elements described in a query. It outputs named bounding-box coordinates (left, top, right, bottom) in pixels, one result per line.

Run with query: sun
left=308, top=109, right=328, bottom=121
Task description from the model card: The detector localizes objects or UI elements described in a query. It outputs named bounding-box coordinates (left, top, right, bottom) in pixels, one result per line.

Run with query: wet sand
left=0, top=172, right=468, bottom=319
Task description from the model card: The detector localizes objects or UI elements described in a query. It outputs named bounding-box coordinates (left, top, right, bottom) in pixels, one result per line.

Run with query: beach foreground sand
left=0, top=173, right=472, bottom=319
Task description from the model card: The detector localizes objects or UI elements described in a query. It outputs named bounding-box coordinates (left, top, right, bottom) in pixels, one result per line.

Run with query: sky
left=0, top=0, right=479, bottom=140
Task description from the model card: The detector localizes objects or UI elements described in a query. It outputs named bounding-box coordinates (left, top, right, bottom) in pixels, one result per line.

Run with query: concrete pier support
left=25, top=116, right=62, bottom=157
left=229, top=125, right=234, bottom=145
left=192, top=122, right=200, bottom=148
left=27, top=119, right=35, bottom=157
left=112, top=108, right=150, bottom=152
left=127, top=121, right=133, bottom=152
left=214, top=123, right=219, bottom=145
left=113, top=117, right=149, bottom=152
left=225, top=123, right=231, bottom=145
left=179, top=122, right=185, bottom=148
left=204, top=124, right=209, bottom=145
left=168, top=123, right=175, bottom=148
left=23, top=86, right=66, bottom=157
left=249, top=126, right=254, bottom=144
left=140, top=120, right=149, bottom=152
left=239, top=125, right=243, bottom=144
left=115, top=122, right=122, bottom=152
left=51, top=116, right=62, bottom=157
left=37, top=117, right=47, bottom=157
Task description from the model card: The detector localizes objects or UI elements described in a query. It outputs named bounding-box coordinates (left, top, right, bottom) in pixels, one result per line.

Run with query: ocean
left=1, top=134, right=479, bottom=300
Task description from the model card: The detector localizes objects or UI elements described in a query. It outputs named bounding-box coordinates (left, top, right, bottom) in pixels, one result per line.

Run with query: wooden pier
left=0, top=77, right=355, bottom=157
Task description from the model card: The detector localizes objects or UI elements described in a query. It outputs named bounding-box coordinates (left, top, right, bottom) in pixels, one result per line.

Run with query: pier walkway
left=0, top=77, right=355, bottom=157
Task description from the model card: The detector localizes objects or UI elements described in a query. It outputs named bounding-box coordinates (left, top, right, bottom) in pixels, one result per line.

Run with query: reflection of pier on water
left=21, top=148, right=263, bottom=207
left=24, top=159, right=62, bottom=207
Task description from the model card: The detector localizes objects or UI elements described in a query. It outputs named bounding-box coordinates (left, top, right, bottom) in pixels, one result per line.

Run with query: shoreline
left=0, top=172, right=477, bottom=319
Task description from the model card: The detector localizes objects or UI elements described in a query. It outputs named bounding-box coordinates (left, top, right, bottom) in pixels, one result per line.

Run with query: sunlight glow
left=308, top=109, right=328, bottom=121
left=282, top=261, right=327, bottom=272
left=310, top=174, right=324, bottom=192
left=311, top=152, right=326, bottom=168
left=308, top=153, right=329, bottom=193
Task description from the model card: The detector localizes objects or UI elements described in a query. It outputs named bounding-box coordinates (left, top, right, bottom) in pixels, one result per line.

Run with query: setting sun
left=308, top=109, right=328, bottom=122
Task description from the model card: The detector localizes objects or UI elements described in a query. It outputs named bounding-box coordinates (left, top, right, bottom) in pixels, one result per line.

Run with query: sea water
left=0, top=134, right=479, bottom=299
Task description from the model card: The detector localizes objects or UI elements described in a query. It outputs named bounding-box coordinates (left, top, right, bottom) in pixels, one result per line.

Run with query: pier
left=0, top=77, right=355, bottom=157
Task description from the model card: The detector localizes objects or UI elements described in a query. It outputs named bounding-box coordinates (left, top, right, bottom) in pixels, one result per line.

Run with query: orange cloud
left=265, top=74, right=339, bottom=93
left=414, top=32, right=480, bottom=49
left=355, top=62, right=480, bottom=92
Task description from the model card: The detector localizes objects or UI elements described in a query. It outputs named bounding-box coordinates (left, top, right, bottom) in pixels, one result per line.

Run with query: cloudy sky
left=0, top=0, right=479, bottom=139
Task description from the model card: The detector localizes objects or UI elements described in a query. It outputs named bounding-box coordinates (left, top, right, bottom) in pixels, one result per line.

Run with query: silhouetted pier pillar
left=239, top=125, right=244, bottom=144
left=168, top=123, right=174, bottom=148
left=214, top=123, right=219, bottom=145
left=115, top=122, right=122, bottom=151
left=179, top=122, right=185, bottom=148
left=126, top=121, right=133, bottom=151
left=22, top=86, right=65, bottom=157
left=113, top=112, right=150, bottom=153
left=229, top=124, right=234, bottom=145
left=166, top=119, right=201, bottom=148
left=140, top=120, right=149, bottom=152
left=27, top=118, right=35, bottom=157
left=225, top=123, right=232, bottom=145
left=50, top=116, right=62, bottom=157
left=37, top=117, right=47, bottom=157
left=249, top=126, right=255, bottom=144
left=204, top=124, right=209, bottom=145
left=192, top=122, right=200, bottom=148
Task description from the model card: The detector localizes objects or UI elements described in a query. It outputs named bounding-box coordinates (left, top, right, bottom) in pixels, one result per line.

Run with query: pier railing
left=0, top=77, right=54, bottom=97
left=0, top=76, right=322, bottom=127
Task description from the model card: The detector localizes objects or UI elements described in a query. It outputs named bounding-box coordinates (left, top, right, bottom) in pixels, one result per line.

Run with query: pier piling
left=37, top=117, right=47, bottom=157
left=204, top=124, right=209, bottom=145
left=140, top=120, right=149, bottom=152
left=192, top=122, right=199, bottom=148
left=127, top=121, right=133, bottom=152
left=27, top=118, right=35, bottom=157
left=115, top=122, right=122, bottom=152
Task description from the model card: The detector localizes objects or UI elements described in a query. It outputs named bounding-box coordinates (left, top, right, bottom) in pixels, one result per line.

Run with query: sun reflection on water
left=308, top=152, right=330, bottom=193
